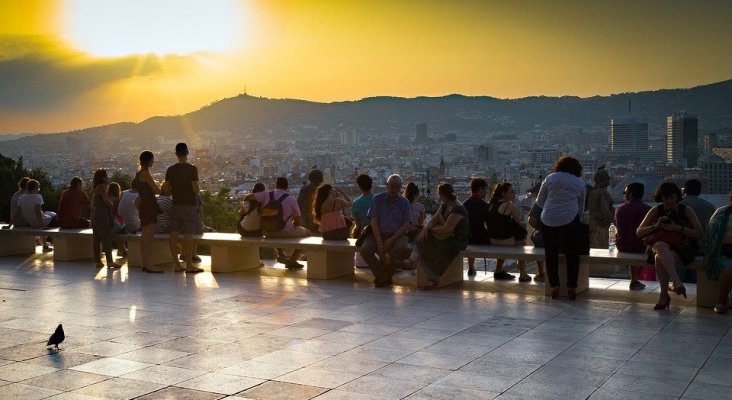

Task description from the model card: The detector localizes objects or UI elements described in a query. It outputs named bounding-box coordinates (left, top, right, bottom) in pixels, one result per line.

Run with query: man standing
left=680, top=179, right=716, bottom=252
left=359, top=174, right=413, bottom=287
left=615, top=182, right=651, bottom=290
left=253, top=177, right=310, bottom=269
left=163, top=143, right=202, bottom=273
left=297, top=169, right=323, bottom=235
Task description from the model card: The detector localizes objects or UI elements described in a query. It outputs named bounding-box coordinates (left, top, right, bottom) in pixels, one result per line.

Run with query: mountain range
left=11, top=79, right=732, bottom=144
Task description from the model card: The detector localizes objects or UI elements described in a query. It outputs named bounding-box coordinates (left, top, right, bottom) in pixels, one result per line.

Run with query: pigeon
left=47, top=324, right=65, bottom=350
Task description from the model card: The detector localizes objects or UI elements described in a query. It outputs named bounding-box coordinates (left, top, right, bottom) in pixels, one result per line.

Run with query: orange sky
left=1, top=0, right=731, bottom=134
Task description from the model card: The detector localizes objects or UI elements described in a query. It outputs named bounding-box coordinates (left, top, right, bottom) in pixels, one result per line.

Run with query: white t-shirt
left=240, top=202, right=261, bottom=231
left=18, top=193, right=52, bottom=228
left=118, top=190, right=141, bottom=232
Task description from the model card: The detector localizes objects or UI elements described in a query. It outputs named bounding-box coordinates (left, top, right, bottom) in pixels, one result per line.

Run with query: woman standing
left=415, top=184, right=470, bottom=289
left=91, top=169, right=121, bottom=269
left=536, top=156, right=586, bottom=300
left=132, top=151, right=162, bottom=273
left=637, top=182, right=702, bottom=310
left=313, top=184, right=352, bottom=240
left=486, top=182, right=531, bottom=282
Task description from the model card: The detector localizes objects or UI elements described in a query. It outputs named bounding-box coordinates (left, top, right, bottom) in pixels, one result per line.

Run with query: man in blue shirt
left=359, top=174, right=413, bottom=287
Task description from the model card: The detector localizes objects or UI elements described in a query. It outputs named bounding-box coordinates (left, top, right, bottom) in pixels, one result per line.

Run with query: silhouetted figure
left=47, top=324, right=65, bottom=350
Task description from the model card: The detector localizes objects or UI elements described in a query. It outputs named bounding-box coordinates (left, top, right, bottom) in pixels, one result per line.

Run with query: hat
left=175, top=142, right=189, bottom=156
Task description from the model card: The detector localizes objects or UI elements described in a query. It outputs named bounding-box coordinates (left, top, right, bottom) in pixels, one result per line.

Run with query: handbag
left=643, top=230, right=685, bottom=247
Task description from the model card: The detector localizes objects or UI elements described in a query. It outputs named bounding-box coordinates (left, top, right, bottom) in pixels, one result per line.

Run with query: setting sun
left=62, top=0, right=243, bottom=57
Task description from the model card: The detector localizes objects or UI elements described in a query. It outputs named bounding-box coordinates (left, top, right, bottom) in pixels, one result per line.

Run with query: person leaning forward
left=359, top=174, right=414, bottom=287
left=162, top=142, right=203, bottom=274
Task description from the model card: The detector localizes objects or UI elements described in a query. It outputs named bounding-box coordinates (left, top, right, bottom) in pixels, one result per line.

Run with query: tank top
left=133, top=170, right=156, bottom=206
left=486, top=200, right=514, bottom=240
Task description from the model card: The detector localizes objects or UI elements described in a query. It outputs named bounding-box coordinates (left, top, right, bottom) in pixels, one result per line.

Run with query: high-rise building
left=415, top=123, right=428, bottom=144
left=666, top=112, right=698, bottom=167
left=610, top=117, right=648, bottom=154
left=700, top=154, right=732, bottom=194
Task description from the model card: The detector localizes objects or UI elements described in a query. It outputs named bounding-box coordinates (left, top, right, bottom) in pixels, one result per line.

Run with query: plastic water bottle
left=608, top=223, right=617, bottom=252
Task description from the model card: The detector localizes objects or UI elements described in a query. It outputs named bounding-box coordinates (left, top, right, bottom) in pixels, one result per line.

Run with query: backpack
left=260, top=191, right=290, bottom=231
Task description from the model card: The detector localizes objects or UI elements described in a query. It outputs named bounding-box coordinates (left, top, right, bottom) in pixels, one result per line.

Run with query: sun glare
left=63, top=0, right=242, bottom=57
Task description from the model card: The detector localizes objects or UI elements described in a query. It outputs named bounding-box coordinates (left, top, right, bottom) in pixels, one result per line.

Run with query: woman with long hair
left=132, top=151, right=162, bottom=273
left=403, top=182, right=425, bottom=228
left=91, top=169, right=121, bottom=269
left=415, top=183, right=469, bottom=289
left=486, top=181, right=531, bottom=282
left=313, top=184, right=352, bottom=240
left=637, top=182, right=702, bottom=310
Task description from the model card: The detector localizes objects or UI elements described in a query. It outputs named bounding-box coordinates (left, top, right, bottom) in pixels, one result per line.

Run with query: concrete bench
left=0, top=225, right=356, bottom=280
left=0, top=225, right=714, bottom=306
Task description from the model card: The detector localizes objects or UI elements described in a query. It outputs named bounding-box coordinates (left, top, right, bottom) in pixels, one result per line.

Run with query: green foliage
left=109, top=170, right=133, bottom=191
left=199, top=188, right=238, bottom=233
left=0, top=154, right=57, bottom=222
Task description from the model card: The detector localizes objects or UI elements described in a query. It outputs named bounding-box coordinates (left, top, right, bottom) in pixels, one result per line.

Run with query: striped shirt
left=537, top=172, right=586, bottom=227
left=155, top=195, right=173, bottom=233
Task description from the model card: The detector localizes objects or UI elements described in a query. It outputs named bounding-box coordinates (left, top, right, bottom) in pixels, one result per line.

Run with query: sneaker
left=629, top=280, right=646, bottom=291
left=518, top=275, right=532, bottom=282
left=174, top=264, right=186, bottom=272
left=714, top=304, right=728, bottom=314
left=276, top=256, right=289, bottom=264
left=42, top=246, right=53, bottom=253
left=185, top=267, right=204, bottom=273
left=494, top=270, right=515, bottom=280
left=107, top=262, right=122, bottom=269
left=179, top=254, right=203, bottom=263
left=467, top=267, right=477, bottom=277
left=285, top=260, right=304, bottom=270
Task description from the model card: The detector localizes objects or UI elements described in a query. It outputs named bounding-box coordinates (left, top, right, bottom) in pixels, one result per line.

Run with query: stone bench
left=0, top=225, right=714, bottom=306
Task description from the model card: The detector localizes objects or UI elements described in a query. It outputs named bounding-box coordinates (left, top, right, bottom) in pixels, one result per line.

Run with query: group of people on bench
left=7, top=149, right=732, bottom=312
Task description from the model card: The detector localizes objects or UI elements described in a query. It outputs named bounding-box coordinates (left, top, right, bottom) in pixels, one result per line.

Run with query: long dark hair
left=312, top=184, right=333, bottom=223
left=243, top=183, right=265, bottom=216
left=92, top=169, right=107, bottom=189
left=107, top=182, right=121, bottom=198
left=489, top=182, right=512, bottom=205
left=403, top=182, right=420, bottom=203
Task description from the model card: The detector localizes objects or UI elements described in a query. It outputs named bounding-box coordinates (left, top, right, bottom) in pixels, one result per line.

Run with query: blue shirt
left=367, top=192, right=413, bottom=234
left=352, top=193, right=374, bottom=228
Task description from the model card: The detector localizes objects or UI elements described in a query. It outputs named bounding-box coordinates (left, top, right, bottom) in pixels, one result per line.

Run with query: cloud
left=0, top=34, right=175, bottom=110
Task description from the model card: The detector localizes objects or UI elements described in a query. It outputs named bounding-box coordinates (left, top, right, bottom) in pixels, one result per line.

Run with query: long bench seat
left=0, top=225, right=714, bottom=306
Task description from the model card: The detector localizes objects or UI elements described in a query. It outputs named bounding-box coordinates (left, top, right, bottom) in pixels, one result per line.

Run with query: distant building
left=415, top=123, right=428, bottom=144
left=703, top=132, right=718, bottom=155
left=700, top=154, right=732, bottom=194
left=476, top=145, right=494, bottom=169
left=666, top=112, right=698, bottom=168
left=610, top=117, right=648, bottom=155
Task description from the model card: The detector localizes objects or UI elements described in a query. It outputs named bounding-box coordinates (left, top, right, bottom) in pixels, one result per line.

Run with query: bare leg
left=169, top=230, right=183, bottom=270
left=183, top=234, right=194, bottom=269
left=536, top=261, right=545, bottom=276
left=468, top=257, right=475, bottom=268
left=718, top=268, right=732, bottom=306
left=630, top=265, right=640, bottom=281
left=496, top=259, right=505, bottom=273
left=652, top=242, right=683, bottom=288
left=518, top=260, right=528, bottom=278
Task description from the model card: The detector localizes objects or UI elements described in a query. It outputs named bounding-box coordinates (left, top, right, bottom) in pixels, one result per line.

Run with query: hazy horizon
left=2, top=0, right=732, bottom=134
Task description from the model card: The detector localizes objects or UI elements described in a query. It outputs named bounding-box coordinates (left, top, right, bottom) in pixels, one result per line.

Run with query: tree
left=199, top=188, right=238, bottom=233
left=109, top=170, right=133, bottom=191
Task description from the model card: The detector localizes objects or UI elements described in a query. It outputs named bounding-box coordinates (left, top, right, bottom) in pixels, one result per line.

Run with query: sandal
left=714, top=304, right=728, bottom=314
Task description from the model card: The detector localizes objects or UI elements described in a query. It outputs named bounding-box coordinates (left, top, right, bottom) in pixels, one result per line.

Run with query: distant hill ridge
left=16, top=79, right=732, bottom=142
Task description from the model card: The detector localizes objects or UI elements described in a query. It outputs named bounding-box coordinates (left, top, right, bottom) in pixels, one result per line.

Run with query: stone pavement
left=0, top=250, right=730, bottom=399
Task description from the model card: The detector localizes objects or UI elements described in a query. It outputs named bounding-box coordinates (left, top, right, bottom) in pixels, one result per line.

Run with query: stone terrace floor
left=0, top=250, right=730, bottom=400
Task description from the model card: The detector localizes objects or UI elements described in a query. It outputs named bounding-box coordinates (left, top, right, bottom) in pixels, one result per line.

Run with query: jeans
left=359, top=235, right=411, bottom=283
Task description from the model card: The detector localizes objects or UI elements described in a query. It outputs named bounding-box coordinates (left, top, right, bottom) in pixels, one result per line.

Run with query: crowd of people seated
left=7, top=151, right=731, bottom=312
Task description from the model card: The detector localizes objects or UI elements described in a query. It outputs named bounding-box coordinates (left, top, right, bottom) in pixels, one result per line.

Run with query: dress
left=132, top=170, right=158, bottom=226
left=645, top=204, right=698, bottom=266
left=705, top=205, right=732, bottom=280
left=416, top=203, right=469, bottom=278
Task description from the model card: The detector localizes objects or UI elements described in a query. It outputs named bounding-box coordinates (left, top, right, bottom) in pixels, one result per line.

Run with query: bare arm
left=679, top=207, right=703, bottom=239
left=141, top=171, right=160, bottom=194
left=636, top=207, right=659, bottom=238
left=334, top=188, right=352, bottom=204
left=192, top=180, right=200, bottom=194
left=95, top=185, right=113, bottom=209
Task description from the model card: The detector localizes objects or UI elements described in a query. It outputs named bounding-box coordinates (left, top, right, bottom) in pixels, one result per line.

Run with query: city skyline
left=1, top=0, right=732, bottom=134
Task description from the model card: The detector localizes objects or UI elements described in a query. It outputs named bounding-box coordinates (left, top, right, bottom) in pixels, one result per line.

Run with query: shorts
left=169, top=205, right=200, bottom=234
left=264, top=225, right=311, bottom=238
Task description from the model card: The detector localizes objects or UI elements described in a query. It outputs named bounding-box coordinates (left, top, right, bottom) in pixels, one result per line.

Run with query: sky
left=1, top=0, right=731, bottom=135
